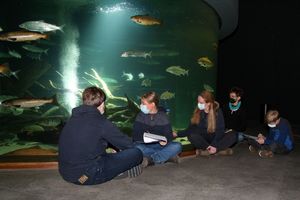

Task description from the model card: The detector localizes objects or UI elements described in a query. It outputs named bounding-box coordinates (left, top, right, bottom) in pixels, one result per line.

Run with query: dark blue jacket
left=132, top=111, right=173, bottom=143
left=265, top=118, right=294, bottom=151
left=58, top=105, right=133, bottom=182
left=177, top=108, right=225, bottom=148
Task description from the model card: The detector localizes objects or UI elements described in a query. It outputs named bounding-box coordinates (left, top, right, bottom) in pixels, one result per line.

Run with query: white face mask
left=268, top=123, right=276, bottom=128
left=197, top=103, right=205, bottom=110
left=98, top=102, right=105, bottom=115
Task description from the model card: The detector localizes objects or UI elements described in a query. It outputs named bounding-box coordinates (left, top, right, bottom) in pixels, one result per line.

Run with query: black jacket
left=222, top=102, right=247, bottom=132
left=58, top=105, right=133, bottom=182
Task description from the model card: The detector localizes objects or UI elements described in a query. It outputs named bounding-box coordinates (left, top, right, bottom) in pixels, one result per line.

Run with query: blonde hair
left=191, top=90, right=219, bottom=133
left=265, top=110, right=280, bottom=123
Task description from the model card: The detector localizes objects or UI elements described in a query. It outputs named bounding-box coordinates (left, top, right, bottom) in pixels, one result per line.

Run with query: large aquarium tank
left=0, top=0, right=219, bottom=160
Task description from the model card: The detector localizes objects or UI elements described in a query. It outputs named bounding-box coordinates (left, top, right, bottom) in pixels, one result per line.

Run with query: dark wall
left=217, top=0, right=300, bottom=125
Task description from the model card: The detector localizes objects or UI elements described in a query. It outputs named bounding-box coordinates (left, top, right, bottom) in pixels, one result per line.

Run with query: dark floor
left=0, top=138, right=300, bottom=200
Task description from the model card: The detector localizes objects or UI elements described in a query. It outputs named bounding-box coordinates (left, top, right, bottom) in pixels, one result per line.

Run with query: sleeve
left=237, top=108, right=247, bottom=132
left=132, top=112, right=150, bottom=142
left=101, top=120, right=133, bottom=150
left=211, top=109, right=226, bottom=147
left=177, top=123, right=198, bottom=137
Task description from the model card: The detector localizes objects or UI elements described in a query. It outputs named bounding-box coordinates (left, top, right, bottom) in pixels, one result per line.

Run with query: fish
left=21, top=125, right=45, bottom=134
left=22, top=44, right=49, bottom=54
left=138, top=72, right=144, bottom=79
left=130, top=15, right=162, bottom=26
left=121, top=51, right=151, bottom=59
left=0, top=52, right=12, bottom=58
left=0, top=63, right=20, bottom=79
left=141, top=78, right=151, bottom=87
left=160, top=91, right=175, bottom=100
left=0, top=31, right=48, bottom=42
left=8, top=49, right=22, bottom=59
left=19, top=20, right=64, bottom=33
left=166, top=66, right=188, bottom=76
left=37, top=118, right=62, bottom=127
left=25, top=52, right=42, bottom=60
left=198, top=57, right=214, bottom=69
left=1, top=94, right=59, bottom=108
left=203, top=84, right=214, bottom=92
left=122, top=72, right=133, bottom=81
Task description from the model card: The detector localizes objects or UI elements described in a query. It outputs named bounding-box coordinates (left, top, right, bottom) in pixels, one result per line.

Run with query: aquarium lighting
left=96, top=2, right=130, bottom=13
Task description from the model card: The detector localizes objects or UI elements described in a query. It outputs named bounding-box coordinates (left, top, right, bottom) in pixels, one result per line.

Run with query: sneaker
left=166, top=155, right=180, bottom=164
left=195, top=149, right=210, bottom=156
left=248, top=145, right=256, bottom=153
left=142, top=157, right=154, bottom=168
left=258, top=150, right=273, bottom=158
left=127, top=163, right=143, bottom=178
left=215, top=148, right=233, bottom=156
left=115, top=163, right=143, bottom=180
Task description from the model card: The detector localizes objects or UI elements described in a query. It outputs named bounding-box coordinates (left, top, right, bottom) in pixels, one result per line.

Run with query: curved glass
left=0, top=0, right=219, bottom=158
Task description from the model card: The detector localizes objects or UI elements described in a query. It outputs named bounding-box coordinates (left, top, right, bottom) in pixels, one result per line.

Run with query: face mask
left=140, top=104, right=150, bottom=114
left=268, top=123, right=276, bottom=128
left=99, top=103, right=105, bottom=115
left=197, top=103, right=205, bottom=110
left=229, top=98, right=237, bottom=103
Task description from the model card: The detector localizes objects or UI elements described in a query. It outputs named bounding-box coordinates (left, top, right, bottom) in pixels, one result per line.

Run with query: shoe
left=166, top=155, right=180, bottom=164
left=115, top=163, right=143, bottom=180
left=249, top=145, right=256, bottom=153
left=215, top=148, right=233, bottom=156
left=195, top=149, right=210, bottom=156
left=127, top=163, right=143, bottom=178
left=258, top=150, right=273, bottom=158
left=142, top=157, right=154, bottom=168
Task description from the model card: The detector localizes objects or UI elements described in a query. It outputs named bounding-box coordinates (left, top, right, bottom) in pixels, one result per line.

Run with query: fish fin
left=148, top=51, right=152, bottom=58
left=44, top=34, right=50, bottom=40
left=11, top=70, right=21, bottom=80
left=44, top=49, right=49, bottom=55
left=186, top=70, right=189, bottom=76
left=51, top=94, right=60, bottom=106
left=8, top=38, right=17, bottom=42
left=59, top=24, right=65, bottom=33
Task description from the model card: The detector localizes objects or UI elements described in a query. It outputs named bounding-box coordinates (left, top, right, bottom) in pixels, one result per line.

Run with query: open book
left=143, top=132, right=167, bottom=143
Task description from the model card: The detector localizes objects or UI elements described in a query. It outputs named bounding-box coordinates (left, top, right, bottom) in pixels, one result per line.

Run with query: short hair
left=230, top=86, right=244, bottom=97
left=141, top=91, right=159, bottom=106
left=265, top=110, right=280, bottom=123
left=82, top=86, right=106, bottom=107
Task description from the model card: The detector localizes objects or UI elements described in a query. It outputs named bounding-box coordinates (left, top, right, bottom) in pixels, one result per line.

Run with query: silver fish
left=22, top=44, right=48, bottom=54
left=19, top=20, right=64, bottom=33
left=121, top=51, right=151, bottom=59
left=166, top=66, right=188, bottom=76
left=1, top=95, right=58, bottom=108
left=8, top=50, right=22, bottom=59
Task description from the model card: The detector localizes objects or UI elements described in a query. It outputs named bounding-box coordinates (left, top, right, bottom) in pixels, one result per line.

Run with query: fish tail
left=51, top=94, right=60, bottom=106
left=59, top=24, right=65, bottom=33
left=44, top=49, right=49, bottom=55
left=11, top=70, right=21, bottom=80
left=43, top=34, right=50, bottom=40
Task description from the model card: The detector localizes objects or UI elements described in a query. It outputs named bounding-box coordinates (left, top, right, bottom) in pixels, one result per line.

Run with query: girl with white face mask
left=174, top=90, right=237, bottom=156
left=132, top=91, right=182, bottom=168
left=247, top=110, right=294, bottom=158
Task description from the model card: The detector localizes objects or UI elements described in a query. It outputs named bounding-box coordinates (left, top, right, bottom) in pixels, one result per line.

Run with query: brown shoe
left=215, top=148, right=234, bottom=156
left=167, top=155, right=180, bottom=164
left=258, top=150, right=273, bottom=158
left=195, top=149, right=210, bottom=156
left=249, top=145, right=256, bottom=153
left=142, top=157, right=154, bottom=168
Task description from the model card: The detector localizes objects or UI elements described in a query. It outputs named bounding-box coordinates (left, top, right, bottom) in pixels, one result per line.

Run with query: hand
left=256, top=137, right=265, bottom=144
left=159, top=141, right=167, bottom=146
left=173, top=131, right=178, bottom=138
left=207, top=146, right=217, bottom=154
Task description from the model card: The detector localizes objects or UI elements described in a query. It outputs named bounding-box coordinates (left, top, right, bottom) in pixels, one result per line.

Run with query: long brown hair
left=191, top=90, right=219, bottom=133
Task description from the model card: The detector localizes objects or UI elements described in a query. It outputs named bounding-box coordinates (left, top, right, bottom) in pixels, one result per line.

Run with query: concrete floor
left=0, top=140, right=299, bottom=200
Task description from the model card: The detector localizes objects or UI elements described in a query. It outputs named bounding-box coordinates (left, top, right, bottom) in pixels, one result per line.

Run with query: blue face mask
left=197, top=103, right=205, bottom=110
left=140, top=104, right=150, bottom=114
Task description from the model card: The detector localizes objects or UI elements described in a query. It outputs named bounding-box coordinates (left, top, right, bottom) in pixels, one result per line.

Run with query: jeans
left=74, top=148, right=143, bottom=185
left=188, top=131, right=237, bottom=151
left=134, top=142, right=182, bottom=164
left=247, top=139, right=290, bottom=154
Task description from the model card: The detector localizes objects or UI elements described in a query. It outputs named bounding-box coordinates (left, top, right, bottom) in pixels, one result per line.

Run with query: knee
left=169, top=142, right=182, bottom=153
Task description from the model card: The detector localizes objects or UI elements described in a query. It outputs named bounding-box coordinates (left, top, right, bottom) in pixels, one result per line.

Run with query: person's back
left=58, top=86, right=143, bottom=185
